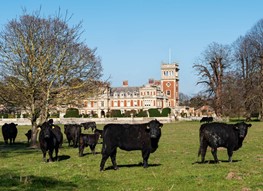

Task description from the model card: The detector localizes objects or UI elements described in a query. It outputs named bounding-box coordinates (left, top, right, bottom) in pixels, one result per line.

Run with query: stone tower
left=161, top=62, right=179, bottom=108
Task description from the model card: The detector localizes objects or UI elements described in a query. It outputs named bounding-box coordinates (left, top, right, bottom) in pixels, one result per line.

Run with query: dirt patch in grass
left=226, top=171, right=242, bottom=180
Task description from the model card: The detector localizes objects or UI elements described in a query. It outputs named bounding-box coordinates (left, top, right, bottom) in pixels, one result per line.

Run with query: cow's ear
left=146, top=125, right=150, bottom=129
left=247, top=124, right=252, bottom=128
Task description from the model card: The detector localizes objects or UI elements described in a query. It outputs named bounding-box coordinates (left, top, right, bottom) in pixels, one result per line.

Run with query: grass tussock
left=0, top=121, right=262, bottom=190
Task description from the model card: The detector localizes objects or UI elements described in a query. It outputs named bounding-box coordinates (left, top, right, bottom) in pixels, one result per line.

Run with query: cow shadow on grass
left=57, top=155, right=71, bottom=161
left=193, top=159, right=241, bottom=164
left=81, top=152, right=101, bottom=157
left=0, top=170, right=78, bottom=190
left=104, top=163, right=161, bottom=171
left=0, top=142, right=40, bottom=158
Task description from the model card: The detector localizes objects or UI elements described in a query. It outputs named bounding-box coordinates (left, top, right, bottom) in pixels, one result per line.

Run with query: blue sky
left=1, top=1, right=263, bottom=95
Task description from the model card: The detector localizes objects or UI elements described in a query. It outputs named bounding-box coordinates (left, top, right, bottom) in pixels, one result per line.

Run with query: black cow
left=100, top=119, right=163, bottom=171
left=2, top=123, right=18, bottom=144
left=198, top=122, right=252, bottom=163
left=39, top=121, right=63, bottom=162
left=64, top=124, right=82, bottom=147
left=79, top=133, right=100, bottom=157
left=200, top=117, right=213, bottom=123
left=25, top=129, right=32, bottom=144
left=81, top=122, right=96, bottom=131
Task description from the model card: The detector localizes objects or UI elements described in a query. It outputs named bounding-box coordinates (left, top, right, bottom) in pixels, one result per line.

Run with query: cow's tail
left=197, top=125, right=205, bottom=160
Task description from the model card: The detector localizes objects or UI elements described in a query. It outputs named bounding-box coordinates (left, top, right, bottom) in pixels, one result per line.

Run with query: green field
left=0, top=121, right=262, bottom=191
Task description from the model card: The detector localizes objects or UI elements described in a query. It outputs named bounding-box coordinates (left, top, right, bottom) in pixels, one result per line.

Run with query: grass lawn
left=0, top=121, right=262, bottom=191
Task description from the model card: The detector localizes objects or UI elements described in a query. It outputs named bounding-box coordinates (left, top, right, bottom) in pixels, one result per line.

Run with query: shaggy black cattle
left=39, top=121, right=63, bottom=162
left=2, top=123, right=18, bottom=144
left=64, top=124, right=82, bottom=147
left=200, top=117, right=213, bottom=123
left=25, top=129, right=32, bottom=144
left=81, top=122, right=96, bottom=131
left=198, top=122, right=252, bottom=163
left=100, top=119, right=163, bottom=171
left=79, top=133, right=100, bottom=157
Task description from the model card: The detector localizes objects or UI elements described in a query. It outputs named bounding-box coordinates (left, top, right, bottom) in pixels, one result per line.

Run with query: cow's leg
left=42, top=150, right=47, bottom=162
left=73, top=136, right=77, bottom=148
left=227, top=148, right=233, bottom=162
left=100, top=153, right=109, bottom=171
left=211, top=147, right=219, bottom=163
left=79, top=144, right=85, bottom=157
left=142, top=149, right=150, bottom=168
left=110, top=148, right=118, bottom=170
left=54, top=147, right=59, bottom=161
left=48, top=149, right=54, bottom=162
left=90, top=144, right=96, bottom=155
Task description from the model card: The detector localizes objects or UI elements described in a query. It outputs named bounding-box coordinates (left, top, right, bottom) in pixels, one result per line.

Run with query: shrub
left=0, top=113, right=8, bottom=118
left=49, top=112, right=59, bottom=118
left=136, top=110, right=148, bottom=117
left=123, top=110, right=137, bottom=117
left=111, top=110, right=122, bottom=117
left=64, top=108, right=80, bottom=118
left=161, top=107, right=171, bottom=117
left=148, top=108, right=161, bottom=117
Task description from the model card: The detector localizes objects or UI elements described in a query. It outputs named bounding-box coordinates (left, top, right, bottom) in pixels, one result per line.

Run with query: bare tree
left=0, top=10, right=102, bottom=146
left=221, top=71, right=245, bottom=118
left=232, top=35, right=260, bottom=118
left=193, top=42, right=231, bottom=117
left=246, top=18, right=263, bottom=120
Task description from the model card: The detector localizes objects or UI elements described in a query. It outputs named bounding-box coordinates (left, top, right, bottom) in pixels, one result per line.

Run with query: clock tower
left=161, top=62, right=179, bottom=108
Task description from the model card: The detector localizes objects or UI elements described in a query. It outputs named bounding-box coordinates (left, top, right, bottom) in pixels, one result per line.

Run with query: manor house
left=63, top=62, right=180, bottom=118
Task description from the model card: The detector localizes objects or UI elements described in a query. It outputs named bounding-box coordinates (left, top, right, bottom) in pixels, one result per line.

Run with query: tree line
left=191, top=18, right=263, bottom=120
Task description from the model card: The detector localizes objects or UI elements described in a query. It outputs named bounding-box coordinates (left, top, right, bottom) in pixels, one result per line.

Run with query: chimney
left=149, top=78, right=154, bottom=84
left=123, top=80, right=128, bottom=87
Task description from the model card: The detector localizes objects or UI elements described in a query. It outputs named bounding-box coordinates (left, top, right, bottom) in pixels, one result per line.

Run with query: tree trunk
left=30, top=121, right=39, bottom=148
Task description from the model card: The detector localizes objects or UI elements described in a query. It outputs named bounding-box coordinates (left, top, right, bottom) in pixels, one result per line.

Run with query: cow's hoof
left=114, top=166, right=119, bottom=170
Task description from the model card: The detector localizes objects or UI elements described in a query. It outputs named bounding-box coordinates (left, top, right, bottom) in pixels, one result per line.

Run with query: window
left=166, top=90, right=171, bottom=96
left=120, top=101, right=124, bottom=107
left=144, top=100, right=152, bottom=107
left=101, top=101, right=104, bottom=107
left=114, top=101, right=118, bottom=107
left=166, top=82, right=171, bottom=87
